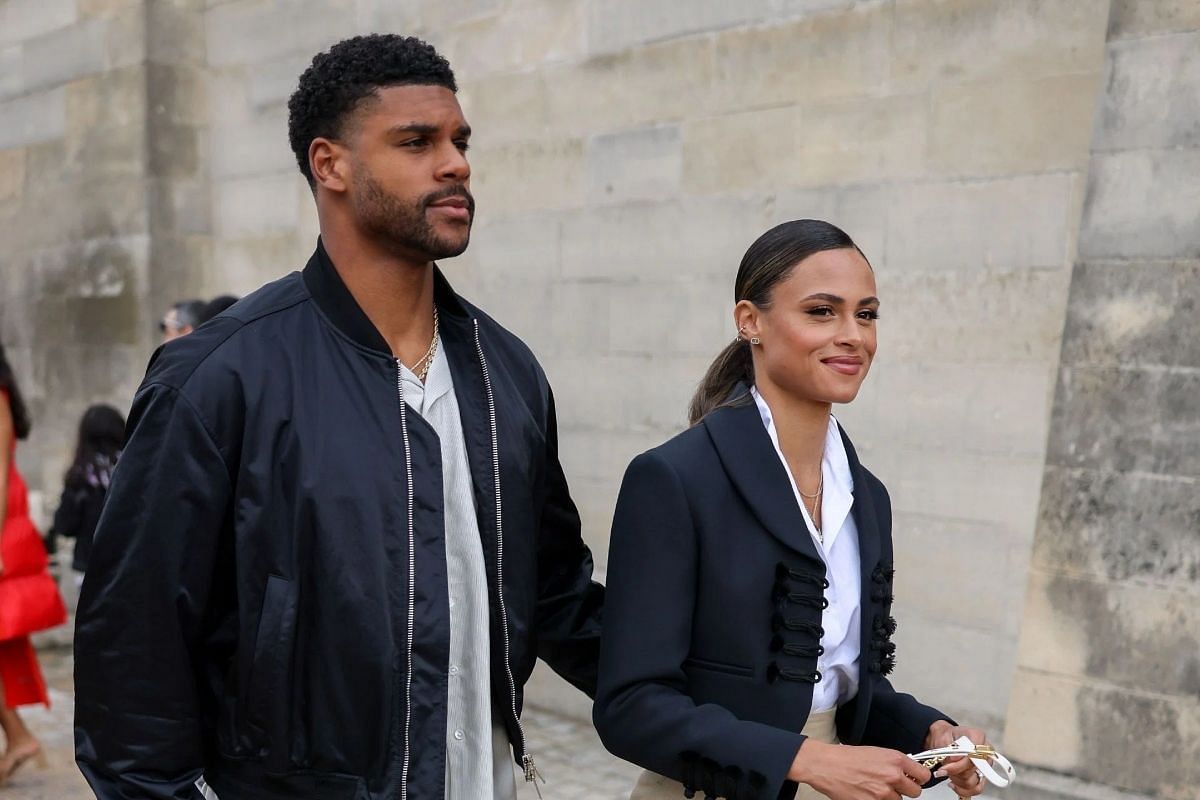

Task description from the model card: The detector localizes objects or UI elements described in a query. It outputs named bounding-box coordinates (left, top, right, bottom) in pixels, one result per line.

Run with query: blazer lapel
left=702, top=396, right=822, bottom=562
left=839, top=424, right=881, bottom=599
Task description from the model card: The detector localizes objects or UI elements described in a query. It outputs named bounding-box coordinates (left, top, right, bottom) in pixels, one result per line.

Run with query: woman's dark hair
left=0, top=343, right=32, bottom=440
left=688, top=219, right=866, bottom=425
left=65, top=404, right=126, bottom=489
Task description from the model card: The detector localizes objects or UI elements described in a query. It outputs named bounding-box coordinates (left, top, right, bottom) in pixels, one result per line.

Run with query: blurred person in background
left=159, top=299, right=206, bottom=343
left=0, top=343, right=67, bottom=785
left=197, top=295, right=240, bottom=326
left=75, top=33, right=603, bottom=800
left=594, top=221, right=991, bottom=800
left=50, top=404, right=125, bottom=590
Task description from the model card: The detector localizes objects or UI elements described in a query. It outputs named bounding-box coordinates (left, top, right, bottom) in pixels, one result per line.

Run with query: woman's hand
left=924, top=720, right=988, bottom=797
left=789, top=738, right=932, bottom=799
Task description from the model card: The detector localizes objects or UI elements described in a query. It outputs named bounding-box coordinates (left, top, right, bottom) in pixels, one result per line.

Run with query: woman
left=51, top=403, right=125, bottom=586
left=0, top=343, right=60, bottom=783
left=594, top=221, right=989, bottom=800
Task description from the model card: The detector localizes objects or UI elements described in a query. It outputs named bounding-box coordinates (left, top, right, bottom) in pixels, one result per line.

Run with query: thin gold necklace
left=410, top=308, right=440, bottom=383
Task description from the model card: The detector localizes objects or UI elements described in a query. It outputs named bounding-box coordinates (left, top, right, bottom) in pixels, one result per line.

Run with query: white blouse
left=751, top=388, right=862, bottom=714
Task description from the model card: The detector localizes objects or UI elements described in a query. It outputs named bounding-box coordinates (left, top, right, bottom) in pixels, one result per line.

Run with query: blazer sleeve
left=74, top=383, right=229, bottom=800
left=594, top=451, right=806, bottom=800
left=533, top=387, right=605, bottom=697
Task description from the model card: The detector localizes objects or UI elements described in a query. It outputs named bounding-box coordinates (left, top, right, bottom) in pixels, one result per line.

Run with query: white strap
left=909, top=735, right=1017, bottom=789
left=195, top=776, right=221, bottom=800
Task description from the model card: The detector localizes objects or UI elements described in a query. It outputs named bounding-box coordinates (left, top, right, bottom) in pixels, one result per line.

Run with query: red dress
left=0, top=393, right=50, bottom=708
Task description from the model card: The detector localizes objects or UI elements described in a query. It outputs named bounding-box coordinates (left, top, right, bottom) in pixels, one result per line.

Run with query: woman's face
left=738, top=247, right=879, bottom=406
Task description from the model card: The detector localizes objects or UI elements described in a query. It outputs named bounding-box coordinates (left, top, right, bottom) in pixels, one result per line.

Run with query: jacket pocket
left=247, top=574, right=298, bottom=771
left=683, top=655, right=754, bottom=678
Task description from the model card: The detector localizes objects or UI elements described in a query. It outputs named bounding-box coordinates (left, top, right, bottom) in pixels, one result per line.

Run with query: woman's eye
left=806, top=306, right=835, bottom=317
left=857, top=309, right=880, bottom=321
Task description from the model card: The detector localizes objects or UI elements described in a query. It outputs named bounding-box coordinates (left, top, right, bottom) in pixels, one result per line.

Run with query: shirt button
left=453, top=729, right=465, bottom=741
left=449, top=665, right=459, bottom=676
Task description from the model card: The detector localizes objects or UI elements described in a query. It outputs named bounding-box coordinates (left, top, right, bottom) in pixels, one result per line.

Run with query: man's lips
left=427, top=195, right=473, bottom=221
left=822, top=356, right=864, bottom=375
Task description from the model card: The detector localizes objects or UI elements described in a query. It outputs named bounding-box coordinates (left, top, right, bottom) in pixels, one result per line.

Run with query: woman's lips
left=822, top=357, right=863, bottom=375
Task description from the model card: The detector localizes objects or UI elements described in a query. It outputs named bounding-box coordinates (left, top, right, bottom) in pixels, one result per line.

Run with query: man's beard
left=353, top=167, right=474, bottom=260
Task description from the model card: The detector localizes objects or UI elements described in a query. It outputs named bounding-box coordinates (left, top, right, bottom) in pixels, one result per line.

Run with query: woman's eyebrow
left=801, top=293, right=880, bottom=306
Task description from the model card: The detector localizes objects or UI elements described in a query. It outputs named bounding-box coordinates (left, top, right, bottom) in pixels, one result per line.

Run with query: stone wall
left=1004, top=2, right=1200, bottom=797
left=2, top=2, right=1194, bottom=793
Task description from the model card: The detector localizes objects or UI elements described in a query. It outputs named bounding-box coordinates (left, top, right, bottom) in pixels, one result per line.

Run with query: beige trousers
left=628, top=709, right=839, bottom=800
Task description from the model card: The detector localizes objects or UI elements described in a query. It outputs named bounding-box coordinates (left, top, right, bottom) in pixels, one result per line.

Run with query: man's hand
left=790, top=738, right=931, bottom=799
left=924, top=720, right=988, bottom=797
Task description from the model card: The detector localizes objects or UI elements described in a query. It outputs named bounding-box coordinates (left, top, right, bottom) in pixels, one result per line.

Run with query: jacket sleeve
left=593, top=451, right=806, bottom=800
left=51, top=487, right=83, bottom=539
left=533, top=388, right=605, bottom=697
left=74, top=383, right=230, bottom=800
left=859, top=677, right=952, bottom=753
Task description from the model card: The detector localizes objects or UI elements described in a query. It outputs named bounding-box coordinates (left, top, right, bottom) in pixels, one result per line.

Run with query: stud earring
left=750, top=337, right=761, bottom=345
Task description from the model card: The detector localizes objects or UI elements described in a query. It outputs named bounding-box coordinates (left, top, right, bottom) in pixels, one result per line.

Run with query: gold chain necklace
left=410, top=307, right=440, bottom=383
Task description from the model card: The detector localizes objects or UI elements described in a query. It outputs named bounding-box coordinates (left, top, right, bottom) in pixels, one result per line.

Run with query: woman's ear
left=734, top=300, right=761, bottom=341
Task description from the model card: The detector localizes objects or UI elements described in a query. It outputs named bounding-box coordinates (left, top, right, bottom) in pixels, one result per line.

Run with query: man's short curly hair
left=287, top=34, right=458, bottom=186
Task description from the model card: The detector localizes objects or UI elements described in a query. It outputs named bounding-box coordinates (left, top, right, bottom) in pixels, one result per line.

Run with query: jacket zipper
left=473, top=320, right=544, bottom=794
left=395, top=361, right=417, bottom=800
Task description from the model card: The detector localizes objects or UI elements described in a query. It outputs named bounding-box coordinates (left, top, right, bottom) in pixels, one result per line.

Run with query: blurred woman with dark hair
left=51, top=404, right=126, bottom=587
left=0, top=343, right=65, bottom=784
left=594, top=221, right=992, bottom=800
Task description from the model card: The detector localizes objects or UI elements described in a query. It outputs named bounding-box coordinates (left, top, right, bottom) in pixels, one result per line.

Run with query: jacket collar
left=301, top=238, right=472, bottom=357
left=702, top=383, right=881, bottom=573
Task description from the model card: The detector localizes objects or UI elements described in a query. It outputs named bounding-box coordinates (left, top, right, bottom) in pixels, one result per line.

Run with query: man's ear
left=310, top=137, right=349, bottom=193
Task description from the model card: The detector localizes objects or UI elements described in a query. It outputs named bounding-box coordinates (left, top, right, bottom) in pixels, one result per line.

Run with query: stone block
left=0, top=88, right=67, bottom=150
left=204, top=0, right=357, bottom=68
left=66, top=66, right=147, bottom=139
left=682, top=105, right=801, bottom=194
left=928, top=73, right=1101, bottom=178
left=1079, top=149, right=1200, bottom=261
left=559, top=195, right=773, bottom=282
left=21, top=18, right=111, bottom=93
left=453, top=214, right=562, bottom=285
left=1059, top=260, right=1200, bottom=370
left=1017, top=570, right=1200, bottom=698
left=0, top=148, right=26, bottom=206
left=351, top=0, right=421, bottom=33
left=82, top=174, right=150, bottom=238
left=246, top=53, right=311, bottom=109
left=147, top=63, right=208, bottom=127
left=0, top=0, right=77, bottom=48
left=104, top=4, right=148, bottom=70
left=71, top=121, right=147, bottom=180
left=458, top=70, right=549, bottom=146
left=887, top=175, right=1074, bottom=272
left=586, top=0, right=773, bottom=55
left=867, top=268, right=1071, bottom=365
left=1005, top=671, right=1083, bottom=773
left=469, top=137, right=586, bottom=216
left=708, top=3, right=889, bottom=112
left=541, top=37, right=716, bottom=136
left=213, top=173, right=300, bottom=238
left=1095, top=33, right=1200, bottom=151
left=1073, top=683, right=1200, bottom=798
left=206, top=77, right=294, bottom=179
left=80, top=0, right=144, bottom=17
left=1033, top=466, right=1200, bottom=587
left=436, top=0, right=585, bottom=78
left=1107, top=0, right=1200, bottom=40
left=890, top=612, right=1016, bottom=730
left=418, top=0, right=501, bottom=30
left=211, top=233, right=305, bottom=294
left=890, top=0, right=1109, bottom=90
left=606, top=276, right=730, bottom=358
left=789, top=94, right=926, bottom=187
left=772, top=185, right=887, bottom=265
left=0, top=45, right=23, bottom=101
left=586, top=124, right=682, bottom=206
left=1046, top=365, right=1200, bottom=477
left=892, top=511, right=1025, bottom=636
left=146, top=0, right=207, bottom=66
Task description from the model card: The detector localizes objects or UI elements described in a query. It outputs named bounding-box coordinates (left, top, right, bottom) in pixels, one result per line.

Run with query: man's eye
left=401, top=138, right=428, bottom=148
left=454, top=140, right=470, bottom=152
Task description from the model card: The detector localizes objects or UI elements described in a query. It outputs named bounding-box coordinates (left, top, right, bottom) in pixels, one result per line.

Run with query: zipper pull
left=523, top=754, right=545, bottom=798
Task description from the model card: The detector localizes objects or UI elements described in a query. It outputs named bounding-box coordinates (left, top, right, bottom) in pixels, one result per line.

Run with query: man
left=75, top=35, right=604, bottom=800
left=159, top=299, right=206, bottom=343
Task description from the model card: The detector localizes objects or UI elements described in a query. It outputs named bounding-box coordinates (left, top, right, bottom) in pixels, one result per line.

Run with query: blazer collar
left=301, top=238, right=472, bottom=357
left=702, top=384, right=881, bottom=572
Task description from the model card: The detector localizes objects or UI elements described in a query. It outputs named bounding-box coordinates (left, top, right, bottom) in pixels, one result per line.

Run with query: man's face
left=343, top=85, right=475, bottom=261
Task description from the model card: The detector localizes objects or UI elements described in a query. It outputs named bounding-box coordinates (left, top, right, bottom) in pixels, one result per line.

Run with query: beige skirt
left=628, top=709, right=839, bottom=800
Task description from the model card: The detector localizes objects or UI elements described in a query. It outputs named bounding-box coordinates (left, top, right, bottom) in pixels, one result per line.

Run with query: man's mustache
left=423, top=185, right=475, bottom=214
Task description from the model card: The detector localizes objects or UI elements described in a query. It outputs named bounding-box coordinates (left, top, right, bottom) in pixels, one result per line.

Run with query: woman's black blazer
left=593, top=394, right=948, bottom=800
